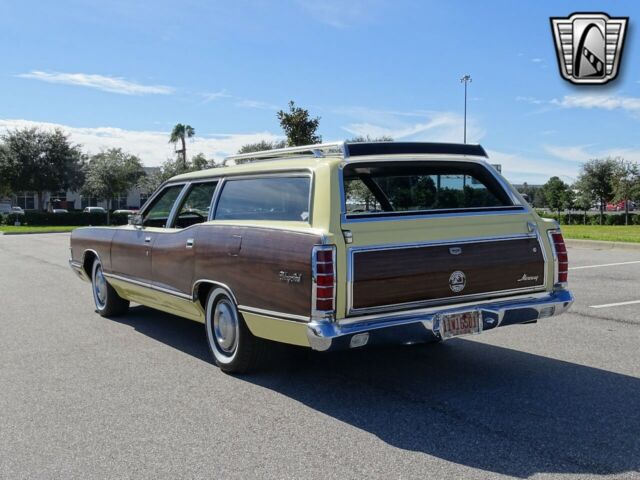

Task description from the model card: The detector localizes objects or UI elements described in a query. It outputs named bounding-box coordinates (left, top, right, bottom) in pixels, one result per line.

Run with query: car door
left=110, top=184, right=185, bottom=283
left=151, top=180, right=219, bottom=295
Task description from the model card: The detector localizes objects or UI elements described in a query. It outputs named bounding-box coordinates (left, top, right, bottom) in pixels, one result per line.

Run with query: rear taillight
left=312, top=245, right=336, bottom=318
left=548, top=231, right=568, bottom=285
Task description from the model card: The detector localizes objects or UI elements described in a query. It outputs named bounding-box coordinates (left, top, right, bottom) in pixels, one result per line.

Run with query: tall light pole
left=460, top=74, right=472, bottom=143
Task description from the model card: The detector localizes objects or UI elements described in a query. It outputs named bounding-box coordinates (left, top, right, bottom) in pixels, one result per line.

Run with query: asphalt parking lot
left=1, top=234, right=639, bottom=479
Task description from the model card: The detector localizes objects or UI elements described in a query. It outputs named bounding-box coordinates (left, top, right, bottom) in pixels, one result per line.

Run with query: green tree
left=83, top=148, right=144, bottom=224
left=573, top=186, right=592, bottom=225
left=542, top=176, right=568, bottom=220
left=612, top=158, right=640, bottom=225
left=576, top=158, right=617, bottom=225
left=348, top=135, right=394, bottom=143
left=237, top=140, right=287, bottom=155
left=0, top=143, right=12, bottom=197
left=0, top=128, right=85, bottom=210
left=191, top=152, right=212, bottom=171
left=277, top=101, right=321, bottom=146
left=169, top=123, right=195, bottom=169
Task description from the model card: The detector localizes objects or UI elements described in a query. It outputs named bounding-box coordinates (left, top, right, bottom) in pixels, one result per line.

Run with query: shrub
left=4, top=211, right=130, bottom=226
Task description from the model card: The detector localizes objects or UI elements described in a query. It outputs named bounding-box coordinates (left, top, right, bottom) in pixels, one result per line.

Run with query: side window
left=174, top=182, right=218, bottom=229
left=142, top=185, right=184, bottom=228
left=215, top=176, right=310, bottom=222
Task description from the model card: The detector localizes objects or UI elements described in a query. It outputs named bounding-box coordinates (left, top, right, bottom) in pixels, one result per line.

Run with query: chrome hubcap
left=94, top=266, right=107, bottom=308
left=213, top=300, right=238, bottom=354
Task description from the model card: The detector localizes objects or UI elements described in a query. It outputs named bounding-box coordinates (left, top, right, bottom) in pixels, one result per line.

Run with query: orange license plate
left=439, top=311, right=482, bottom=339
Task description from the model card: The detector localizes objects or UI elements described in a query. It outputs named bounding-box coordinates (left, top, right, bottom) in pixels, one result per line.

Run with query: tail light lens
left=312, top=245, right=336, bottom=318
left=548, top=231, right=568, bottom=285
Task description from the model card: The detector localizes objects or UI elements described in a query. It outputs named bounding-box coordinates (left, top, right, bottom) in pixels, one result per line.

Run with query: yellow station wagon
left=69, top=142, right=573, bottom=373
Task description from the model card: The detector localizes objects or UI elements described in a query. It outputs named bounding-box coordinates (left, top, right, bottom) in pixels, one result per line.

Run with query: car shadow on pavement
left=117, top=306, right=640, bottom=479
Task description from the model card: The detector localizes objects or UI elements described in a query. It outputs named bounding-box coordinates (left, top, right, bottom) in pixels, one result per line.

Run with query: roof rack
left=222, top=141, right=487, bottom=165
left=223, top=142, right=347, bottom=166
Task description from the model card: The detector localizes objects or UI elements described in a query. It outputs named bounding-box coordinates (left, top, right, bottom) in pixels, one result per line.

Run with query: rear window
left=343, top=161, right=514, bottom=217
left=215, top=176, right=311, bottom=222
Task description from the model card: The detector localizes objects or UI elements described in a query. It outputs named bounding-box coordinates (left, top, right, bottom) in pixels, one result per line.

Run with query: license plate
left=439, top=311, right=482, bottom=339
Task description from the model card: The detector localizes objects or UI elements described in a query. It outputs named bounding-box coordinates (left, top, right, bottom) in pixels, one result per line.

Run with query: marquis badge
left=550, top=12, right=628, bottom=85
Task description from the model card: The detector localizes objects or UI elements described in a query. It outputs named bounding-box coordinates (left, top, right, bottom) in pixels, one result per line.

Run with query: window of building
left=81, top=197, right=98, bottom=209
left=15, top=192, right=36, bottom=210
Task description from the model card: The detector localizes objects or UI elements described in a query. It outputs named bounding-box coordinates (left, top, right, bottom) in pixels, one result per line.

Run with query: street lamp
left=460, top=74, right=472, bottom=143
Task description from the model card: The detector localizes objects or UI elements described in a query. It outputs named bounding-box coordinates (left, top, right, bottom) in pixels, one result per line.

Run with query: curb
left=565, top=238, right=640, bottom=251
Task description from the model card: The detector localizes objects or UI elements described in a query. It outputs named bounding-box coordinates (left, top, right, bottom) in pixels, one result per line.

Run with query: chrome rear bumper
left=306, top=289, right=574, bottom=351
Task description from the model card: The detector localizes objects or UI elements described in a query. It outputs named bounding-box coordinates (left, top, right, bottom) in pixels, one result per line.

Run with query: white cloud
left=340, top=108, right=485, bottom=143
left=550, top=94, right=640, bottom=113
left=200, top=90, right=231, bottom=103
left=235, top=99, right=279, bottom=110
left=544, top=144, right=640, bottom=163
left=17, top=71, right=174, bottom=95
left=0, top=119, right=282, bottom=165
left=487, top=149, right=580, bottom=184
left=516, top=96, right=544, bottom=105
left=531, top=58, right=543, bottom=63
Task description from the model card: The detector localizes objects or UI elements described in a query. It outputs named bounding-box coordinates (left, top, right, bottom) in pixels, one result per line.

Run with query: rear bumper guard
left=306, top=289, right=574, bottom=351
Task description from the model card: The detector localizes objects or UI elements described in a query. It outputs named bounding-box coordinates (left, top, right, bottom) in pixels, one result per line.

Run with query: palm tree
left=169, top=123, right=195, bottom=169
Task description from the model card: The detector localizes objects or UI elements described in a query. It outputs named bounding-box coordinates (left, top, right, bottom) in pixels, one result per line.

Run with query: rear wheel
left=91, top=259, right=129, bottom=317
left=205, top=288, right=266, bottom=374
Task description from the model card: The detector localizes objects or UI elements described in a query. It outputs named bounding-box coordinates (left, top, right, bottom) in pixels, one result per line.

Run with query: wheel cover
left=213, top=299, right=238, bottom=354
left=93, top=265, right=107, bottom=309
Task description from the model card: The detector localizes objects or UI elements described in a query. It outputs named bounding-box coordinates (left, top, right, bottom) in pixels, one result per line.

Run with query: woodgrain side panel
left=70, top=227, right=118, bottom=272
left=352, top=237, right=545, bottom=310
left=151, top=228, right=197, bottom=294
left=194, top=225, right=322, bottom=317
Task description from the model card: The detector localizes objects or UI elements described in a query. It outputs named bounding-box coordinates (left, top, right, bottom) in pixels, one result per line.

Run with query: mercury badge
left=550, top=12, right=628, bottom=85
left=449, top=271, right=466, bottom=293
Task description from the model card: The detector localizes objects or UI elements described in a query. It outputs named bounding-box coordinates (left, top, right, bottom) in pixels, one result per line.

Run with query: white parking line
left=590, top=300, right=640, bottom=309
left=570, top=260, right=640, bottom=270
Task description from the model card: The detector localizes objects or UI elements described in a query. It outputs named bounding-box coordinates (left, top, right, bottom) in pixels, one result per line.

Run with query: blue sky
left=1, top=0, right=639, bottom=184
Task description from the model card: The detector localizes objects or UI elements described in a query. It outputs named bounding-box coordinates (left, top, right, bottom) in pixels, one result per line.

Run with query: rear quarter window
left=215, top=176, right=311, bottom=222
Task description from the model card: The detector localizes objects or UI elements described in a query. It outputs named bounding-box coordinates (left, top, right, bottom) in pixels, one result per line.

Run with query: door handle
left=186, top=238, right=194, bottom=249
left=144, top=236, right=152, bottom=243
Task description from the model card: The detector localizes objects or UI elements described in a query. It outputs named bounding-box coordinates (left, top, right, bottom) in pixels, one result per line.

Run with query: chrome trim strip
left=307, top=289, right=574, bottom=351
left=191, top=279, right=239, bottom=305
left=103, top=272, right=193, bottom=300
left=346, top=234, right=547, bottom=316
left=339, top=291, right=551, bottom=326
left=237, top=305, right=310, bottom=322
left=342, top=208, right=530, bottom=223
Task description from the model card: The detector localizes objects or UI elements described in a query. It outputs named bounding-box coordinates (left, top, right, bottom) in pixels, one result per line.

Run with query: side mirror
left=128, top=214, right=143, bottom=228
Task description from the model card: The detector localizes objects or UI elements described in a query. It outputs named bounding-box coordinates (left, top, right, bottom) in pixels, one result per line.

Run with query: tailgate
left=340, top=159, right=548, bottom=316
left=348, top=234, right=545, bottom=314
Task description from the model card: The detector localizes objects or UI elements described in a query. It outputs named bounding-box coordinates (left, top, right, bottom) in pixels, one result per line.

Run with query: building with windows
left=5, top=167, right=159, bottom=211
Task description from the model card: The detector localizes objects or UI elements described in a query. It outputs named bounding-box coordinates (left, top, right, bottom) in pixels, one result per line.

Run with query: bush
left=4, top=211, right=130, bottom=226
left=536, top=210, right=640, bottom=225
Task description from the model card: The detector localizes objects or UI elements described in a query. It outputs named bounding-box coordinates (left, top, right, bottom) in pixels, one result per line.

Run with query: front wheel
left=91, top=259, right=129, bottom=317
left=205, top=288, right=266, bottom=374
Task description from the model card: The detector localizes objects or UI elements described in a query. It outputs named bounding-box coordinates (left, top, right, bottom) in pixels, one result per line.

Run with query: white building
left=8, top=167, right=160, bottom=211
